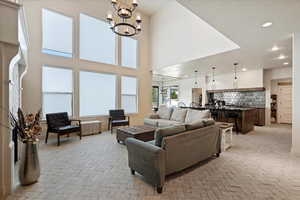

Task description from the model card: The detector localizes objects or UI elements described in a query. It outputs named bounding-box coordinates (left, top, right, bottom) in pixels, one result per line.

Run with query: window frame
left=121, top=76, right=139, bottom=114
left=42, top=65, right=74, bottom=118
left=120, top=36, right=139, bottom=69
left=41, top=8, right=75, bottom=58
left=152, top=85, right=159, bottom=108
left=79, top=13, right=118, bottom=66
left=79, top=70, right=118, bottom=117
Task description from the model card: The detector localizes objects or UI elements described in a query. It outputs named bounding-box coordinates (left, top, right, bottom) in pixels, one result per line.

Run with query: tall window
left=122, top=76, right=138, bottom=113
left=42, top=9, right=73, bottom=57
left=80, top=14, right=116, bottom=65
left=80, top=71, right=116, bottom=116
left=42, top=66, right=73, bottom=116
left=121, top=37, right=138, bottom=68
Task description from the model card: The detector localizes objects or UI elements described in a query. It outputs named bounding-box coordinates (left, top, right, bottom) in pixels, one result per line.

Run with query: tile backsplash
left=213, top=91, right=266, bottom=108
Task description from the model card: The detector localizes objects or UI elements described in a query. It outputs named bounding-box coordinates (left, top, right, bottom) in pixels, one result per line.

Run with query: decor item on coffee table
left=45, top=112, right=82, bottom=146
left=216, top=122, right=233, bottom=151
left=116, top=125, right=155, bottom=144
left=108, top=109, right=130, bottom=133
left=81, top=120, right=102, bottom=136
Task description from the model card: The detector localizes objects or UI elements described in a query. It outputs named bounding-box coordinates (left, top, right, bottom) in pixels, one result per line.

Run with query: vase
left=19, top=140, right=40, bottom=186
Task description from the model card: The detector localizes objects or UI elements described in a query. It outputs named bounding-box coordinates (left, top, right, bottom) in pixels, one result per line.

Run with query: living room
left=1, top=0, right=300, bottom=199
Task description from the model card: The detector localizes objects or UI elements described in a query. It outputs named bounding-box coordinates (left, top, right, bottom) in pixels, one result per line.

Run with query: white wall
left=292, top=33, right=300, bottom=155
left=206, top=69, right=264, bottom=90
left=150, top=1, right=239, bottom=69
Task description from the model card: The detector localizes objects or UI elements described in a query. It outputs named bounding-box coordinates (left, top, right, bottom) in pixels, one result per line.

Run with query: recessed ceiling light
left=283, top=62, right=289, bottom=65
left=271, top=45, right=279, bottom=51
left=261, top=22, right=273, bottom=28
left=242, top=68, right=247, bottom=72
left=278, top=54, right=286, bottom=60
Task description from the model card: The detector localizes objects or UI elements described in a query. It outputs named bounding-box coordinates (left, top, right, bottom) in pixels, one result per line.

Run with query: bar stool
left=211, top=109, right=218, bottom=121
left=225, top=111, right=240, bottom=134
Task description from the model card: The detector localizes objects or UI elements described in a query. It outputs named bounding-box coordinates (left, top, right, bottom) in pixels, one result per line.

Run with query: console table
left=81, top=120, right=102, bottom=136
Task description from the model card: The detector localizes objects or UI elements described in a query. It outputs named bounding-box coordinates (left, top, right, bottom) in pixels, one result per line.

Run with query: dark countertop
left=180, top=106, right=258, bottom=111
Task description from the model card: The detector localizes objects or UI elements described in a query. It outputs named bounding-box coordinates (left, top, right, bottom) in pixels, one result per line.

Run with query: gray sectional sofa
left=125, top=106, right=221, bottom=193
left=144, top=106, right=211, bottom=128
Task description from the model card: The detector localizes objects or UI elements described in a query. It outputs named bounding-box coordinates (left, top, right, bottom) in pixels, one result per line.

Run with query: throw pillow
left=170, top=108, right=187, bottom=122
left=185, top=120, right=205, bottom=130
left=154, top=125, right=186, bottom=147
left=157, top=106, right=173, bottom=120
left=185, top=109, right=211, bottom=123
left=202, top=118, right=215, bottom=126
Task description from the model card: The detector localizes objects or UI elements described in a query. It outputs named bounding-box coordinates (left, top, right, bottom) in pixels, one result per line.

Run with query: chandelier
left=106, top=0, right=142, bottom=37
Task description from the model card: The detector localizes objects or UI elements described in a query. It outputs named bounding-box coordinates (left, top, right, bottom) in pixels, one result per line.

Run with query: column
left=292, top=32, right=300, bottom=154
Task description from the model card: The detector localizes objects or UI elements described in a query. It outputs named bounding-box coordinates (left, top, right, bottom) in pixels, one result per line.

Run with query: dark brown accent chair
left=45, top=112, right=82, bottom=146
left=108, top=109, right=130, bottom=133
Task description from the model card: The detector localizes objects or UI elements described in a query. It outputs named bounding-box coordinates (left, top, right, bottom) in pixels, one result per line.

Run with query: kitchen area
left=184, top=87, right=266, bottom=134
left=152, top=74, right=266, bottom=134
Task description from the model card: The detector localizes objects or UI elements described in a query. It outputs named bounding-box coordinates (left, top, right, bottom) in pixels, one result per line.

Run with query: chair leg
left=57, top=134, right=60, bottom=146
left=130, top=169, right=135, bottom=175
left=79, top=130, right=82, bottom=140
left=157, top=187, right=163, bottom=194
left=45, top=130, right=49, bottom=144
left=111, top=125, right=113, bottom=134
left=235, top=118, right=239, bottom=134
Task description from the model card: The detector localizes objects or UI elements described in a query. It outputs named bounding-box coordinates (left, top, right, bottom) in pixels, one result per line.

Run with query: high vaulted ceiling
left=137, top=0, right=173, bottom=15
left=154, top=0, right=299, bottom=78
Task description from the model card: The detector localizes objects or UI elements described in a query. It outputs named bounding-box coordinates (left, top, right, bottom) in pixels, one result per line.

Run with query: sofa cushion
left=157, top=119, right=184, bottom=128
left=185, top=120, right=205, bottom=130
left=185, top=109, right=211, bottom=123
left=157, top=106, right=173, bottom=120
left=170, top=108, right=187, bottom=122
left=155, top=125, right=186, bottom=147
left=202, top=118, right=215, bottom=126
left=148, top=114, right=160, bottom=119
left=144, top=118, right=158, bottom=127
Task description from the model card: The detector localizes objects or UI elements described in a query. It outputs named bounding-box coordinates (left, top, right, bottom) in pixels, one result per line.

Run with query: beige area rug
left=8, top=124, right=300, bottom=200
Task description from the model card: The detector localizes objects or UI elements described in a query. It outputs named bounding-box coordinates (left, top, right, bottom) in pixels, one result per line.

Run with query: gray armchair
left=126, top=138, right=165, bottom=193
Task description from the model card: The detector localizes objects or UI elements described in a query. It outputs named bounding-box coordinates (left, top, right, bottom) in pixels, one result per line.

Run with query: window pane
left=122, top=95, right=137, bottom=113
left=122, top=76, right=137, bottom=95
left=42, top=9, right=73, bottom=57
left=43, top=93, right=72, bottom=116
left=121, top=37, right=137, bottom=68
left=43, top=66, right=73, bottom=93
left=80, top=71, right=116, bottom=116
left=80, top=14, right=116, bottom=64
left=122, top=76, right=137, bottom=113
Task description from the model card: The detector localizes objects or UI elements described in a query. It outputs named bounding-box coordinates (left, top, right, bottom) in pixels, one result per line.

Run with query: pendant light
left=212, top=66, right=216, bottom=89
left=233, top=62, right=238, bottom=88
left=194, top=70, right=199, bottom=88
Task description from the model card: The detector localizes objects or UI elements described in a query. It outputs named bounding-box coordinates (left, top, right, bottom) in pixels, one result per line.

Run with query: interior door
left=278, top=83, right=292, bottom=124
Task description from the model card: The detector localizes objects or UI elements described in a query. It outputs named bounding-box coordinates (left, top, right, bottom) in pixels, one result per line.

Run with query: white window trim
left=42, top=65, right=74, bottom=118
left=79, top=13, right=118, bottom=66
left=121, top=76, right=139, bottom=114
left=79, top=70, right=118, bottom=117
left=120, top=37, right=139, bottom=69
left=42, top=8, right=75, bottom=58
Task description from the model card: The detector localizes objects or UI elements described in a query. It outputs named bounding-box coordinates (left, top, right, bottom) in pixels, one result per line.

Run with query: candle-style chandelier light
left=106, top=0, right=142, bottom=37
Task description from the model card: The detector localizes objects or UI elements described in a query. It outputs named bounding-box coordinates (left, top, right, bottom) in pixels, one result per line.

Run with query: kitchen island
left=182, top=106, right=257, bottom=134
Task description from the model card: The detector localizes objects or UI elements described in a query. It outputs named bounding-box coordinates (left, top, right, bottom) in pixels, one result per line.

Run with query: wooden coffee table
left=116, top=125, right=156, bottom=144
